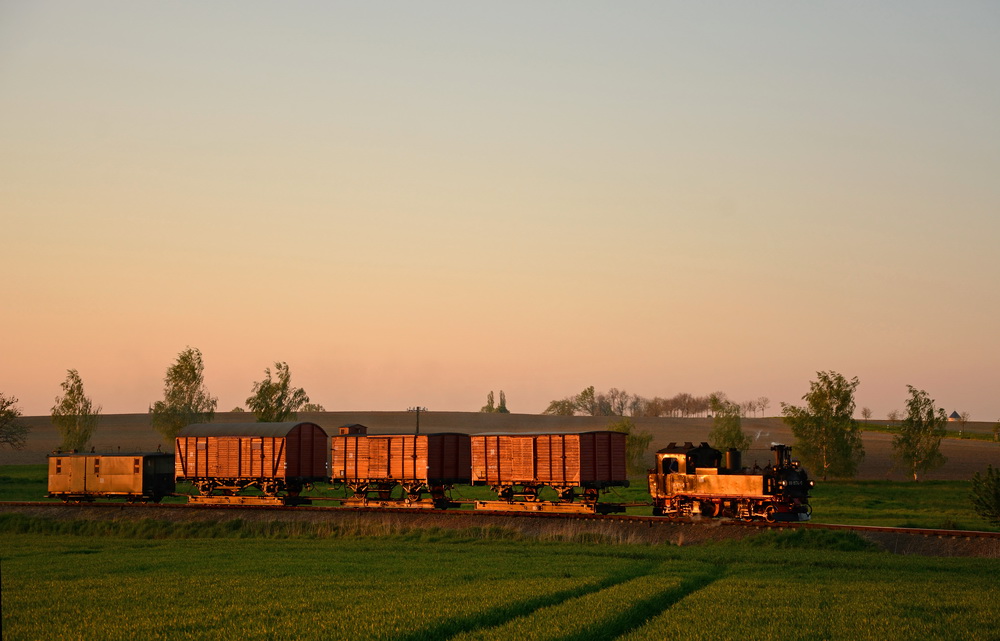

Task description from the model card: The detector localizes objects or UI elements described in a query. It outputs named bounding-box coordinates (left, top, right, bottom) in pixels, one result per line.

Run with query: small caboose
left=47, top=452, right=175, bottom=503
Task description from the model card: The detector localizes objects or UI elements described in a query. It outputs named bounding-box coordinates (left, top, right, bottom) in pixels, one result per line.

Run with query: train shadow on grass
left=398, top=561, right=726, bottom=641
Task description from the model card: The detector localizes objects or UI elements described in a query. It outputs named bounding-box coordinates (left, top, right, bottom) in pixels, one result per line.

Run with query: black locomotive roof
left=656, top=441, right=714, bottom=455
left=178, top=422, right=325, bottom=438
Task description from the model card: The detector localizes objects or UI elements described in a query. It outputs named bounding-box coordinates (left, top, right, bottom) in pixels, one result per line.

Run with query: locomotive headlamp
left=808, top=481, right=815, bottom=488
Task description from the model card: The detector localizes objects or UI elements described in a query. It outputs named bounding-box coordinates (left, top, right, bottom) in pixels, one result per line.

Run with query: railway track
left=2, top=500, right=998, bottom=542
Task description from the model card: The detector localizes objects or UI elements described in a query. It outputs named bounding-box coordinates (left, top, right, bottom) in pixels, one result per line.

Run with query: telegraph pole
left=407, top=406, right=427, bottom=435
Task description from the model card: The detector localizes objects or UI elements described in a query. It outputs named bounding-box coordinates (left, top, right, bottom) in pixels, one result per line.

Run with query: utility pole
left=407, top=406, right=427, bottom=435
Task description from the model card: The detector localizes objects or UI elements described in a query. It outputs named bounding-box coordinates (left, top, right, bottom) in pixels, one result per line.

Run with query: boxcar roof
left=177, top=422, right=326, bottom=438
left=473, top=430, right=621, bottom=436
left=47, top=451, right=173, bottom=458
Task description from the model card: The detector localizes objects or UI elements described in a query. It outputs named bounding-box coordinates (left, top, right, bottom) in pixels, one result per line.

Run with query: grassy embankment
left=1, top=524, right=997, bottom=641
left=3, top=464, right=995, bottom=531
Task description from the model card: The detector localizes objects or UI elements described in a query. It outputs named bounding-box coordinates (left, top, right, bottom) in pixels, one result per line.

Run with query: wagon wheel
left=522, top=486, right=539, bottom=502
left=198, top=482, right=215, bottom=496
left=554, top=487, right=576, bottom=503
left=581, top=488, right=598, bottom=504
left=492, top=485, right=514, bottom=501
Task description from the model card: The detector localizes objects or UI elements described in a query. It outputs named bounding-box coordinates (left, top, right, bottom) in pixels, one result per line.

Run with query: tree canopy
left=970, top=465, right=1000, bottom=526
left=481, top=390, right=510, bottom=414
left=246, top=362, right=309, bottom=423
left=708, top=395, right=752, bottom=453
left=780, top=371, right=864, bottom=480
left=0, top=393, right=29, bottom=450
left=150, top=347, right=218, bottom=443
left=892, top=385, right=948, bottom=481
left=51, top=369, right=101, bottom=451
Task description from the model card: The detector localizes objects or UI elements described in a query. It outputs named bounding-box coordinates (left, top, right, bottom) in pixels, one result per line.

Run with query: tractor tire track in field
left=410, top=562, right=727, bottom=641
left=552, top=564, right=727, bottom=641
left=396, top=561, right=662, bottom=641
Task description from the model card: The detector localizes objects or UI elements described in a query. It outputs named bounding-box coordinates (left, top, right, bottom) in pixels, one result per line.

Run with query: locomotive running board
left=475, top=501, right=625, bottom=514
left=187, top=496, right=312, bottom=506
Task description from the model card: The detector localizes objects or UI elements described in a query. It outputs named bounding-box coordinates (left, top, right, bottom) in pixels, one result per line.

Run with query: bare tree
left=861, top=407, right=873, bottom=423
left=757, top=396, right=770, bottom=417
left=887, top=409, right=901, bottom=426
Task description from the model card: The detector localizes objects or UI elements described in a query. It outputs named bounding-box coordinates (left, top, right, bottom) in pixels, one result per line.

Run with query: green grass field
left=2, top=526, right=997, bottom=641
left=3, top=464, right=998, bottom=640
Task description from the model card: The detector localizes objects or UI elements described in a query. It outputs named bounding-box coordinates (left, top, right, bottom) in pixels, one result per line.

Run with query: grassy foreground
left=2, top=526, right=997, bottom=641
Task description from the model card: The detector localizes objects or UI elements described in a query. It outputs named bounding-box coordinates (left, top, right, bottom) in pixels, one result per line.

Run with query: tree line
left=543, top=386, right=771, bottom=419
left=0, top=347, right=315, bottom=452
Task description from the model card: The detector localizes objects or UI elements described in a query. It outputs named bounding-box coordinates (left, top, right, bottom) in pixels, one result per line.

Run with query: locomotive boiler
left=648, top=442, right=813, bottom=522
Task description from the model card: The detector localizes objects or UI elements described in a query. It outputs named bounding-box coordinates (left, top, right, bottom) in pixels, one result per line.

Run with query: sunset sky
left=2, top=3, right=998, bottom=421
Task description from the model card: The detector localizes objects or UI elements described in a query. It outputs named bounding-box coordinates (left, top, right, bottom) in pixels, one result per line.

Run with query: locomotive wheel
left=764, top=505, right=777, bottom=523
left=701, top=501, right=721, bottom=518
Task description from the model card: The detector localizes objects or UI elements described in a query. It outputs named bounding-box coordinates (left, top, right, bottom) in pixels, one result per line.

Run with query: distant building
left=948, top=411, right=961, bottom=421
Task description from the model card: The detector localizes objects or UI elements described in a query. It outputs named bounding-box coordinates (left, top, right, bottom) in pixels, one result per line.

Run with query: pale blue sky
left=2, top=2, right=998, bottom=419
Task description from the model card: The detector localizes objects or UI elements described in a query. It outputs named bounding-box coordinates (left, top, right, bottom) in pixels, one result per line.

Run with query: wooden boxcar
left=175, top=422, right=328, bottom=497
left=471, top=431, right=629, bottom=502
left=331, top=425, right=471, bottom=505
left=47, top=452, right=175, bottom=502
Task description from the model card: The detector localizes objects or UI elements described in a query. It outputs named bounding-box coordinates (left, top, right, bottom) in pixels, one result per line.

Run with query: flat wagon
left=331, top=425, right=471, bottom=507
left=175, top=422, right=328, bottom=502
left=47, top=452, right=175, bottom=503
left=471, top=431, right=628, bottom=512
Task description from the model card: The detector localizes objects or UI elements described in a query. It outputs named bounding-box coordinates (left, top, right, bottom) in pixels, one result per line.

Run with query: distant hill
left=4, top=412, right=997, bottom=480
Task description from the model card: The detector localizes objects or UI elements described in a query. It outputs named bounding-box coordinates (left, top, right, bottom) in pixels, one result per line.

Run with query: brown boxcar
left=175, top=422, right=328, bottom=496
left=471, top=431, right=628, bottom=501
left=331, top=425, right=471, bottom=504
left=47, top=452, right=175, bottom=502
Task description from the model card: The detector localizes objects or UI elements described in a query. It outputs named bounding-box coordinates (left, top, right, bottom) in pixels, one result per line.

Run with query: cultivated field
left=6, top=411, right=998, bottom=481
left=2, top=526, right=998, bottom=641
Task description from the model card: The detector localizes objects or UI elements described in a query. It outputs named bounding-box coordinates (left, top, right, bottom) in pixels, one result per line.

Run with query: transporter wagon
left=331, top=425, right=471, bottom=507
left=47, top=452, right=175, bottom=503
left=175, top=422, right=328, bottom=504
left=470, top=431, right=629, bottom=513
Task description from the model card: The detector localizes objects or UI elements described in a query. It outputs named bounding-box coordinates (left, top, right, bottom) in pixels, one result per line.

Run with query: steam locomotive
left=648, top=442, right=813, bottom=522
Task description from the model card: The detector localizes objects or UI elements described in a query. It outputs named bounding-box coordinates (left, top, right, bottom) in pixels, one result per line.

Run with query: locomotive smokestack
left=725, top=449, right=742, bottom=473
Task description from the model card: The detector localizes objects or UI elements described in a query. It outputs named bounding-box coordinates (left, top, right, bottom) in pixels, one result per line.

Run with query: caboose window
left=134, top=458, right=140, bottom=474
left=55, top=459, right=62, bottom=474
left=94, top=459, right=100, bottom=475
